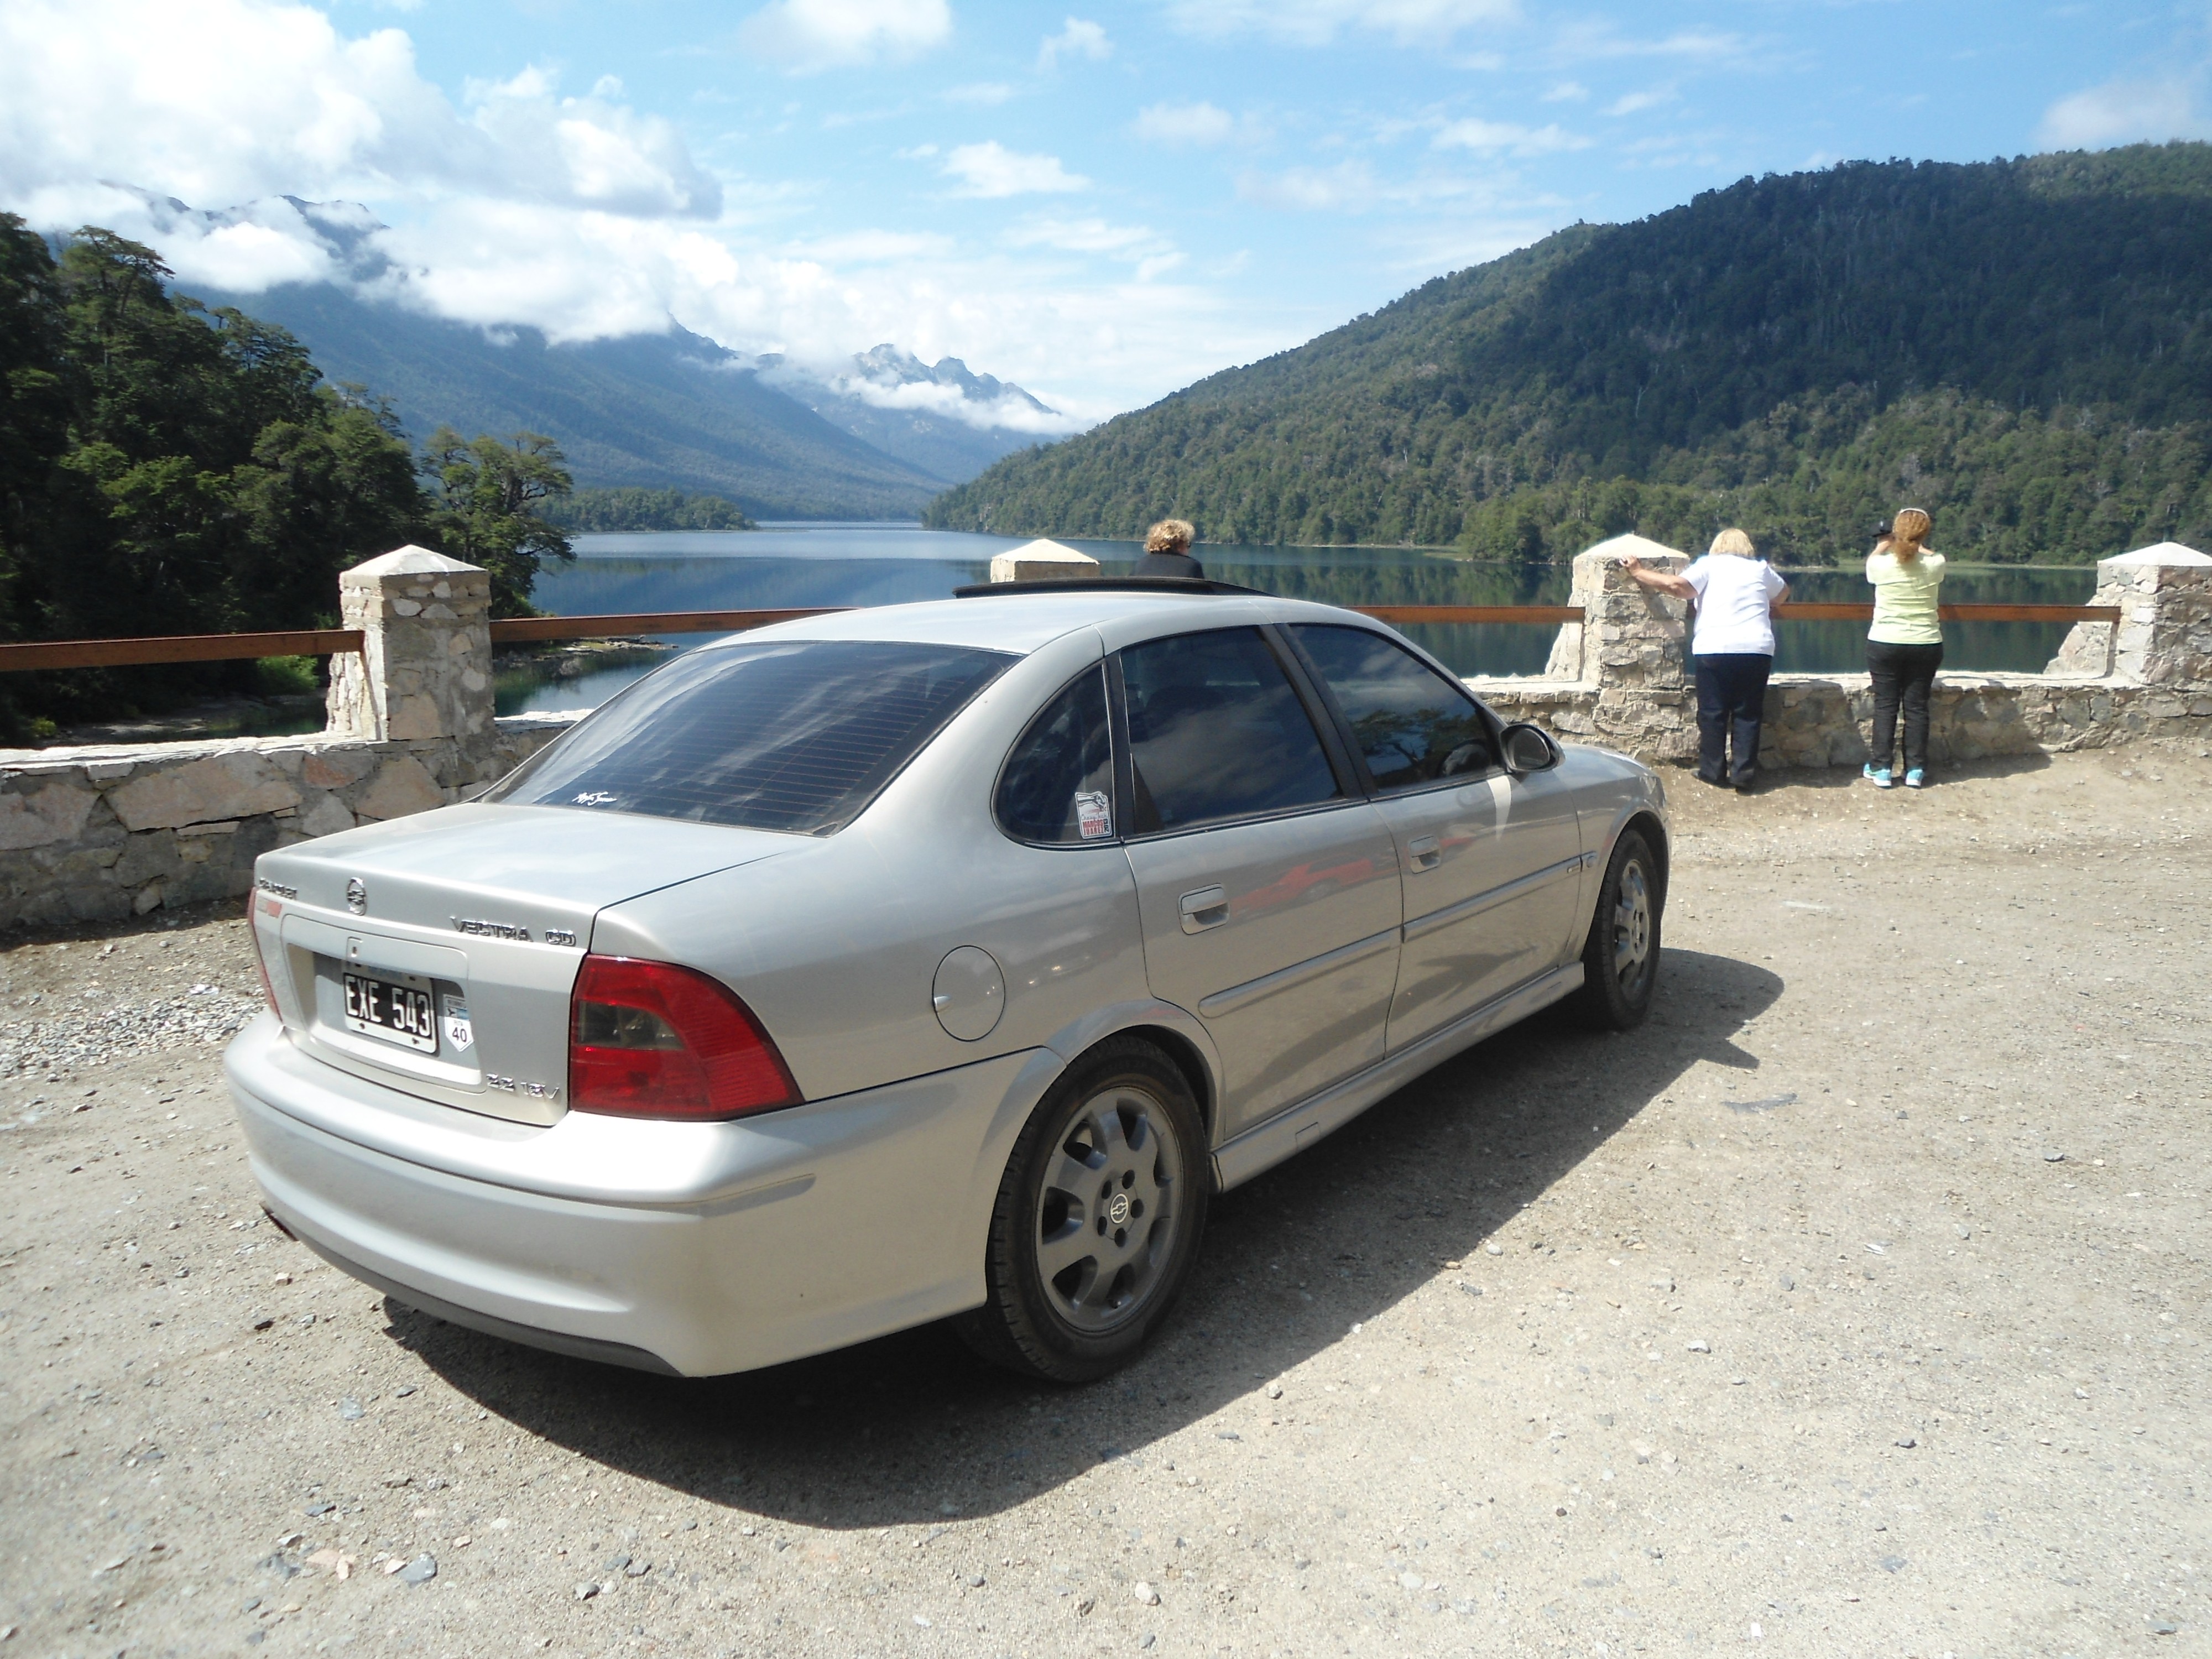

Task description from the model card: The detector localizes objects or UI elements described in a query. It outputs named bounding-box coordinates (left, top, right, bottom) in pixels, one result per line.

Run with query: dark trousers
left=1866, top=640, right=1943, bottom=772
left=1693, top=653, right=1772, bottom=786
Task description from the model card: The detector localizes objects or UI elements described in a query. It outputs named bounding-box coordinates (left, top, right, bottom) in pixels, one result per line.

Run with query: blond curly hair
left=1144, top=519, right=1195, bottom=555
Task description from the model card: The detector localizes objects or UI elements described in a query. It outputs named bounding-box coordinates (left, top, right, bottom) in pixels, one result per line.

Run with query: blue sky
left=4, top=1, right=2210, bottom=424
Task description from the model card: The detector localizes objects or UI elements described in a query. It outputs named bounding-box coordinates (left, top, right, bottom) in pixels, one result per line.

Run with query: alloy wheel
left=1032, top=1086, right=1186, bottom=1335
left=1611, top=857, right=1652, bottom=989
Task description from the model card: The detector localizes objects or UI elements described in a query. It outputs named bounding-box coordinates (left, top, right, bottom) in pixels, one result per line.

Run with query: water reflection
left=500, top=525, right=2095, bottom=716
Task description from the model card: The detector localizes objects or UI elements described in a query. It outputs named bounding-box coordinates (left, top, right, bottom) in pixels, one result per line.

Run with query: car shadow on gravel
left=395, top=945, right=1782, bottom=1530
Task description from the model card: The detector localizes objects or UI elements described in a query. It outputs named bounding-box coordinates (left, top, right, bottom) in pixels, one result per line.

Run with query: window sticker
left=1075, top=791, right=1113, bottom=840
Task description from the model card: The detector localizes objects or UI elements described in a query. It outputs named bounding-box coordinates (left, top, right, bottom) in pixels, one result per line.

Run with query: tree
left=926, top=143, right=2212, bottom=564
left=421, top=428, right=575, bottom=615
left=0, top=219, right=435, bottom=736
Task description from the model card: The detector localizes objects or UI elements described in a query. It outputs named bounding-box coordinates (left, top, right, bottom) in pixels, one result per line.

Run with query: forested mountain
left=543, top=487, right=754, bottom=532
left=211, top=283, right=948, bottom=520
left=928, top=143, right=2212, bottom=565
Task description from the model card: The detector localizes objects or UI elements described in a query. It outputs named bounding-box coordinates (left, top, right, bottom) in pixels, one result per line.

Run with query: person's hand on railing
left=1618, top=554, right=1696, bottom=602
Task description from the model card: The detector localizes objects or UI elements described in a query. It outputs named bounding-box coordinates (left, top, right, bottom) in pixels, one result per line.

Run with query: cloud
left=1603, top=88, right=1673, bottom=117
left=1236, top=160, right=1383, bottom=212
left=1037, top=17, right=1110, bottom=70
left=1431, top=117, right=1588, bottom=156
left=1002, top=216, right=1183, bottom=279
left=0, top=0, right=718, bottom=225
left=1542, top=80, right=1588, bottom=102
left=1165, top=0, right=1516, bottom=48
left=940, top=141, right=1089, bottom=197
left=781, top=228, right=958, bottom=263
left=0, top=0, right=1318, bottom=425
left=737, top=0, right=952, bottom=70
left=943, top=81, right=1014, bottom=105
left=1004, top=217, right=1164, bottom=257
left=1547, top=22, right=1745, bottom=64
left=1135, top=101, right=1237, bottom=146
left=786, top=362, right=1086, bottom=434
left=2038, top=75, right=2212, bottom=149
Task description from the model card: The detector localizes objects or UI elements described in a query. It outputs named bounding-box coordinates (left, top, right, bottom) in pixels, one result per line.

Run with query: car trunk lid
left=251, top=804, right=792, bottom=1125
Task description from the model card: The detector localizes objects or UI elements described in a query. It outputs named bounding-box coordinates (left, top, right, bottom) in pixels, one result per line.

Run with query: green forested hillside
left=0, top=220, right=580, bottom=735
left=544, top=487, right=754, bottom=532
left=929, top=144, right=2212, bottom=564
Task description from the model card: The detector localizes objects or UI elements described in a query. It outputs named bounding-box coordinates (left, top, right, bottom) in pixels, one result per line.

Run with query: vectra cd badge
left=345, top=877, right=367, bottom=915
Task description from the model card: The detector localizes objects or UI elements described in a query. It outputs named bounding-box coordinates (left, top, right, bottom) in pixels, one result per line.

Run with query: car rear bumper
left=225, top=1012, right=1055, bottom=1376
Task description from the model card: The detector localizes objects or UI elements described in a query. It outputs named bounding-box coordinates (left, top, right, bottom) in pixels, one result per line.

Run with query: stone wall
left=0, top=717, right=581, bottom=930
left=1471, top=538, right=2212, bottom=771
left=1475, top=671, right=2212, bottom=772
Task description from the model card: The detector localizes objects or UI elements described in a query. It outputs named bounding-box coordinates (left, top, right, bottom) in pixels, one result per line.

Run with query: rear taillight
left=248, top=892, right=280, bottom=1013
left=567, top=954, right=801, bottom=1121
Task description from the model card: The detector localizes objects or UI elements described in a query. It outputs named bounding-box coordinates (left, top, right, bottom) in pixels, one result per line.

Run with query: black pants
left=1866, top=640, right=1943, bottom=772
left=1693, top=653, right=1772, bottom=786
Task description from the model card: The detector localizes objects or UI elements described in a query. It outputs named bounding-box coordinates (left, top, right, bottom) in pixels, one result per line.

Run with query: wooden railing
left=1776, top=603, right=2118, bottom=623
left=0, top=602, right=2124, bottom=673
left=0, top=628, right=365, bottom=674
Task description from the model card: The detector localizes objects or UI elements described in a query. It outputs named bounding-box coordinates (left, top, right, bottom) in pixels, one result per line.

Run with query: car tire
left=958, top=1036, right=1209, bottom=1384
left=1575, top=827, right=1661, bottom=1030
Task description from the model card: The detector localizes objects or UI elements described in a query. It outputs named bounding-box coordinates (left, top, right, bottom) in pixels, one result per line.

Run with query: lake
left=499, top=523, right=2098, bottom=716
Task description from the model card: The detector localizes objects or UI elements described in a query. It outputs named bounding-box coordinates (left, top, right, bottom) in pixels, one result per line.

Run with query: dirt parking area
left=2, top=748, right=2208, bottom=1658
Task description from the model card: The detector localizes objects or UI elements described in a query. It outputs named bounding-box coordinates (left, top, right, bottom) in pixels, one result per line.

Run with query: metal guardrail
left=0, top=602, right=2125, bottom=672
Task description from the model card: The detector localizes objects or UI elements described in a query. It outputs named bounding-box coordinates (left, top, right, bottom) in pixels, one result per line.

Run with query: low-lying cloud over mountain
left=71, top=188, right=1065, bottom=514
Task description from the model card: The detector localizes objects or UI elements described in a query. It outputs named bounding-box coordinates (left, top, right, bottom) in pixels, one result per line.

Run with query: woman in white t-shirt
left=1621, top=528, right=1790, bottom=792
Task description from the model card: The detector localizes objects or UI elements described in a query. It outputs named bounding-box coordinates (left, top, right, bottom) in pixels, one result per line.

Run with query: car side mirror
left=1501, top=722, right=1561, bottom=775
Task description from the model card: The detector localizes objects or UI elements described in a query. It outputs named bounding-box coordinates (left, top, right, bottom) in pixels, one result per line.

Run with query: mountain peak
left=849, top=343, right=1053, bottom=416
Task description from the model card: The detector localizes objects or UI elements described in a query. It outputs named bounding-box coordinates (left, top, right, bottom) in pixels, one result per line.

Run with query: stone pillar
left=2047, top=541, right=2212, bottom=683
left=325, top=546, right=494, bottom=742
left=990, top=538, right=1101, bottom=583
left=1542, top=534, right=1692, bottom=686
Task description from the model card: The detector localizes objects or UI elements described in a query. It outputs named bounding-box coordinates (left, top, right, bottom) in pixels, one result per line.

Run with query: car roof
left=722, top=589, right=1385, bottom=657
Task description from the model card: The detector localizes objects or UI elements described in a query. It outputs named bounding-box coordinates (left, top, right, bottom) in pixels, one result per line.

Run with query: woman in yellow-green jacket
left=1862, top=507, right=1945, bottom=790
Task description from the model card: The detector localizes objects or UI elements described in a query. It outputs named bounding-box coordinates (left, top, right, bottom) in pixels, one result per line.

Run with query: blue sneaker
left=1904, top=768, right=1926, bottom=789
left=1863, top=764, right=1893, bottom=789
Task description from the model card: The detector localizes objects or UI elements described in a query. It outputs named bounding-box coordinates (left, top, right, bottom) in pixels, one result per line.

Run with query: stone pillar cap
left=1000, top=538, right=1095, bottom=564
left=1578, top=533, right=1689, bottom=563
left=2103, top=541, right=2212, bottom=568
left=342, top=545, right=488, bottom=579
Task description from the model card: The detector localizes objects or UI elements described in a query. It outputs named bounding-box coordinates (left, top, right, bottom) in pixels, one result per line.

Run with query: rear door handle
left=1178, top=886, right=1230, bottom=933
left=1407, top=835, right=1442, bottom=872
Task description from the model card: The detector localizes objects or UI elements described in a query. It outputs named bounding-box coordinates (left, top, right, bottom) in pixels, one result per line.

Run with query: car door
left=1285, top=623, right=1585, bottom=1053
left=1116, top=626, right=1401, bottom=1140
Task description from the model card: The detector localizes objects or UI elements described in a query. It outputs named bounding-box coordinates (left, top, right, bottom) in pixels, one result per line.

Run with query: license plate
left=342, top=971, right=439, bottom=1053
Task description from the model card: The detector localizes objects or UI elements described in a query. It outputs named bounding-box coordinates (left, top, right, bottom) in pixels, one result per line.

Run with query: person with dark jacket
left=1134, top=518, right=1204, bottom=579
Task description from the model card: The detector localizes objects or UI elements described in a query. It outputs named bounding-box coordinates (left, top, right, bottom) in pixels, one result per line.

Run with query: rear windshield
left=486, top=639, right=1014, bottom=834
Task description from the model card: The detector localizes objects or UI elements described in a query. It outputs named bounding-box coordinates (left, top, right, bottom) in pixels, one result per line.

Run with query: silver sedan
left=227, top=586, right=1668, bottom=1382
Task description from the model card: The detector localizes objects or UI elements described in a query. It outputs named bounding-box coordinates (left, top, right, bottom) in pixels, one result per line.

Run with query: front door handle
left=1407, top=834, right=1442, bottom=872
left=1178, top=885, right=1229, bottom=933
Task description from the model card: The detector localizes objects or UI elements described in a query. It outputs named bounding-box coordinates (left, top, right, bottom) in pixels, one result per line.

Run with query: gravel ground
left=2, top=747, right=2208, bottom=1658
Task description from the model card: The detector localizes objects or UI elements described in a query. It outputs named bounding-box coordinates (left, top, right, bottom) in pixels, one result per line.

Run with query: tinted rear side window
left=1120, top=627, right=1340, bottom=833
left=488, top=640, right=1013, bottom=833
left=1288, top=624, right=1497, bottom=792
left=997, top=666, right=1116, bottom=844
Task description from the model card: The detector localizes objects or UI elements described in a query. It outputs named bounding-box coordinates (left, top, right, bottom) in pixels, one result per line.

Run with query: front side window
left=1288, top=624, right=1497, bottom=792
left=487, top=639, right=1013, bottom=834
left=1119, top=628, right=1340, bottom=833
left=997, top=666, right=1115, bottom=844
